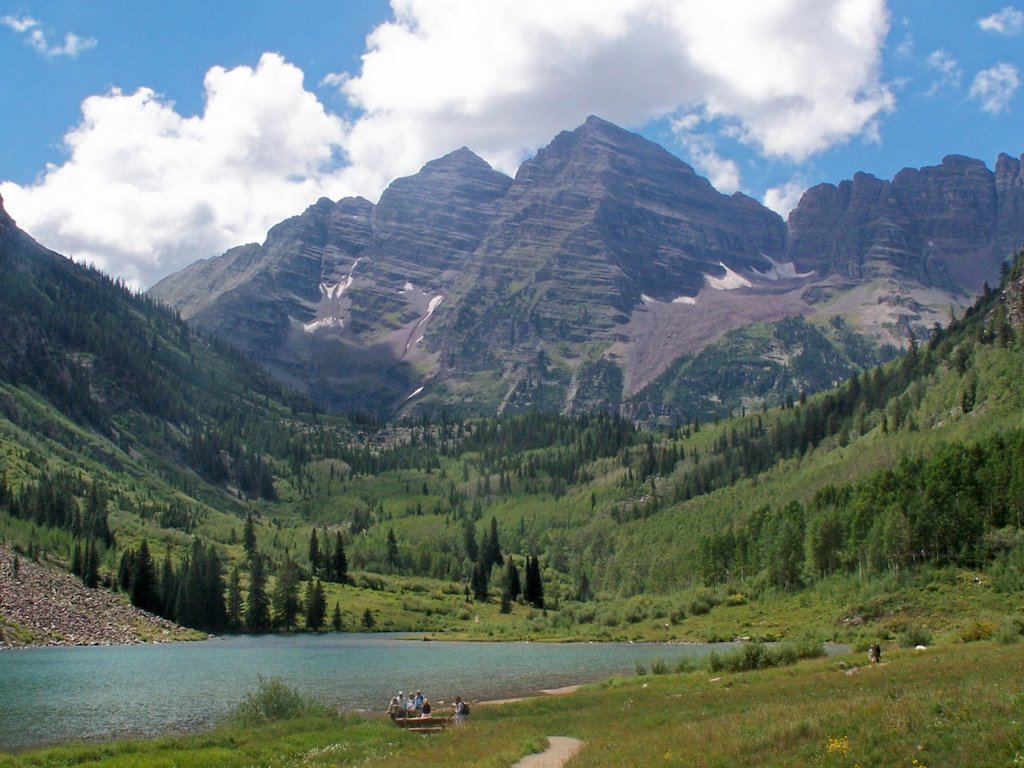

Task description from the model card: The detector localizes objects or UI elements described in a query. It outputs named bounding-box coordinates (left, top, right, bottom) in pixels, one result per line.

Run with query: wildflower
left=826, top=735, right=851, bottom=756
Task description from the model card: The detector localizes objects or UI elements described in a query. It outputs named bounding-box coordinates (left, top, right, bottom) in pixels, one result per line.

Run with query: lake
left=0, top=633, right=741, bottom=751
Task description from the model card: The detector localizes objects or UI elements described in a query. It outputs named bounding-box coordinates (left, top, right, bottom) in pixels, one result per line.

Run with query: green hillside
left=2, top=205, right=1024, bottom=648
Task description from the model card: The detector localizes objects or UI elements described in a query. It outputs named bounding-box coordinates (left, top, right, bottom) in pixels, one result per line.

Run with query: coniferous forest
left=3, top=215, right=1024, bottom=645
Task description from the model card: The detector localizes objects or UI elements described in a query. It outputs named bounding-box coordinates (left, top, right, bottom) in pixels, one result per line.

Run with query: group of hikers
left=388, top=690, right=468, bottom=723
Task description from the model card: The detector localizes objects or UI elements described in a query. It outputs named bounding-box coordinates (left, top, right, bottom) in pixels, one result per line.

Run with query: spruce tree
left=245, top=554, right=271, bottom=632
left=72, top=539, right=84, bottom=579
left=331, top=600, right=343, bottom=631
left=385, top=528, right=399, bottom=570
left=471, top=558, right=489, bottom=601
left=463, top=520, right=479, bottom=562
left=484, top=516, right=502, bottom=568
left=84, top=537, right=100, bottom=588
left=524, top=555, right=544, bottom=609
left=332, top=530, right=348, bottom=583
left=159, top=544, right=176, bottom=620
left=504, top=555, right=521, bottom=601
left=361, top=607, right=375, bottom=629
left=227, top=565, right=243, bottom=629
left=272, top=558, right=302, bottom=630
left=308, top=529, right=321, bottom=576
left=243, top=512, right=257, bottom=559
left=304, top=577, right=326, bottom=631
left=130, top=539, right=159, bottom=612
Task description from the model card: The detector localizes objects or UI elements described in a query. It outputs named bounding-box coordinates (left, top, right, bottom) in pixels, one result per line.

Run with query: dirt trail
left=511, top=736, right=586, bottom=768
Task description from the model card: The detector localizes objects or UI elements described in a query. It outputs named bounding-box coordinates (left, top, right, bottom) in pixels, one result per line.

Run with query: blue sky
left=1, top=1, right=1021, bottom=288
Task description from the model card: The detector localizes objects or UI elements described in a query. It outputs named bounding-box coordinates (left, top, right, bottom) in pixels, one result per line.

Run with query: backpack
left=462, top=702, right=470, bottom=716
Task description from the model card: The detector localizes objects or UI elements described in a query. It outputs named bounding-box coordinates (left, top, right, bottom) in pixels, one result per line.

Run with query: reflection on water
left=0, top=633, right=744, bottom=750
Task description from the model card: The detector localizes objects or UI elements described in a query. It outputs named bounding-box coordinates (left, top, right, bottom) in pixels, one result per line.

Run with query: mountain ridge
left=149, top=117, right=1024, bottom=418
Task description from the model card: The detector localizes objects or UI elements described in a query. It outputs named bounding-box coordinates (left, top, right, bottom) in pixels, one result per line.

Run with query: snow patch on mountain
left=753, top=256, right=814, bottom=281
left=705, top=263, right=753, bottom=290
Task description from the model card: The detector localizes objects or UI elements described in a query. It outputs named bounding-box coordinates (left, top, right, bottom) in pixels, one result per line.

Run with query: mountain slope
left=148, top=119, right=1024, bottom=419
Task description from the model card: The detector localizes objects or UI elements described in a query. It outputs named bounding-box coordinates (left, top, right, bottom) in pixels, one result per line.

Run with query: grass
left=3, top=642, right=1021, bottom=767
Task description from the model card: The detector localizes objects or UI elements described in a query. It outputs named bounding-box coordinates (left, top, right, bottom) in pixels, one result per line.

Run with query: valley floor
left=1, top=641, right=1020, bottom=766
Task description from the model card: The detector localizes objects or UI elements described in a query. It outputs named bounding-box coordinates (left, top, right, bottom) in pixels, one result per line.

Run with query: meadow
left=1, top=640, right=1020, bottom=767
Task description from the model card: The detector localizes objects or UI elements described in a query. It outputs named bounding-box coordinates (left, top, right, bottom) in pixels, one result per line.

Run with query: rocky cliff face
left=787, top=155, right=1024, bottom=293
left=149, top=118, right=1024, bottom=417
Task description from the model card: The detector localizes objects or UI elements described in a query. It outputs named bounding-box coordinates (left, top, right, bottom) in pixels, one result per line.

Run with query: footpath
left=511, top=736, right=586, bottom=768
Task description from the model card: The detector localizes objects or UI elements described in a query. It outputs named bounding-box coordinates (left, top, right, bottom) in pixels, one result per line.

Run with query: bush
left=706, top=641, right=824, bottom=674
left=232, top=677, right=326, bottom=726
left=689, top=598, right=712, bottom=616
left=959, top=619, right=998, bottom=643
left=898, top=624, right=933, bottom=648
left=673, top=657, right=695, bottom=674
left=996, top=616, right=1024, bottom=644
left=651, top=659, right=669, bottom=675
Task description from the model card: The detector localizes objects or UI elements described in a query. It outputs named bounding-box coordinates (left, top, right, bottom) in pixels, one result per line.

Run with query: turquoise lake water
left=0, top=634, right=741, bottom=751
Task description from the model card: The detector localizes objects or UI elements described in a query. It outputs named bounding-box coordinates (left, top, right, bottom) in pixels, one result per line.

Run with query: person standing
left=453, top=695, right=467, bottom=724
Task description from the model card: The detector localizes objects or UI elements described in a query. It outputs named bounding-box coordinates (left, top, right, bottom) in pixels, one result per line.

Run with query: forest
left=2, top=232, right=1024, bottom=643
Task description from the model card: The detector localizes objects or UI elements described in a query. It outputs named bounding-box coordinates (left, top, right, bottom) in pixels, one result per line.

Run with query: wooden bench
left=392, top=715, right=453, bottom=733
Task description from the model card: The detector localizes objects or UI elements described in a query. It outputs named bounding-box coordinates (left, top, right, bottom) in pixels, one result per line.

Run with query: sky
left=0, top=1, right=1021, bottom=289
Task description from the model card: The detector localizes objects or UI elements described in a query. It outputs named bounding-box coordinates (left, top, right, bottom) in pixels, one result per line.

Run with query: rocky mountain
left=149, top=118, right=1024, bottom=418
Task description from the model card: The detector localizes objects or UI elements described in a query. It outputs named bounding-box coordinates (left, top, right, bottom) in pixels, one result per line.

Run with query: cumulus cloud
left=0, top=54, right=347, bottom=287
left=1, top=14, right=96, bottom=58
left=334, top=0, right=893, bottom=186
left=925, top=49, right=962, bottom=95
left=3, top=1, right=895, bottom=287
left=978, top=6, right=1024, bottom=35
left=763, top=180, right=809, bottom=218
left=969, top=63, right=1021, bottom=114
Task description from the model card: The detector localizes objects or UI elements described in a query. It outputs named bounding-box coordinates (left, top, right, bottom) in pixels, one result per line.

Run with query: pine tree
left=483, top=516, right=502, bottom=568
left=72, top=539, right=83, bottom=579
left=331, top=600, right=343, bottom=631
left=243, top=512, right=257, bottom=559
left=463, top=520, right=479, bottom=562
left=524, top=555, right=544, bottom=609
left=159, top=544, right=176, bottom=619
left=130, top=539, right=159, bottom=612
left=361, top=607, right=375, bottom=629
left=308, top=529, right=321, bottom=576
left=227, top=565, right=243, bottom=629
left=304, top=577, right=326, bottom=631
left=471, top=558, right=489, bottom=601
left=503, top=555, right=521, bottom=601
left=245, top=554, right=271, bottom=632
left=272, top=558, right=302, bottom=630
left=332, top=531, right=348, bottom=583
left=385, top=528, right=399, bottom=570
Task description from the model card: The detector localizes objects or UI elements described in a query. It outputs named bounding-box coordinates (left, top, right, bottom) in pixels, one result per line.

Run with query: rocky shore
left=0, top=544, right=197, bottom=648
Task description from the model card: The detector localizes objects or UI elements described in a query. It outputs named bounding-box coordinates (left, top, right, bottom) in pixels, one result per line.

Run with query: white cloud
left=1, top=14, right=96, bottom=58
left=335, top=0, right=893, bottom=183
left=671, top=127, right=742, bottom=192
left=763, top=180, right=808, bottom=218
left=1, top=14, right=38, bottom=33
left=925, top=49, right=962, bottom=96
left=978, top=6, right=1024, bottom=35
left=3, top=1, right=896, bottom=287
left=0, top=54, right=347, bottom=288
left=969, top=63, right=1021, bottom=114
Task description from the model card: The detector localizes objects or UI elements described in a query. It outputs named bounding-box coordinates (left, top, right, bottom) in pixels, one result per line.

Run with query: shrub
left=996, top=616, right=1024, bottom=644
left=705, top=641, right=824, bottom=674
left=898, top=624, right=933, bottom=648
left=651, top=659, right=669, bottom=675
left=673, top=657, right=695, bottom=674
left=959, top=619, right=998, bottom=643
left=689, top=598, right=712, bottom=616
left=232, top=677, right=326, bottom=726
